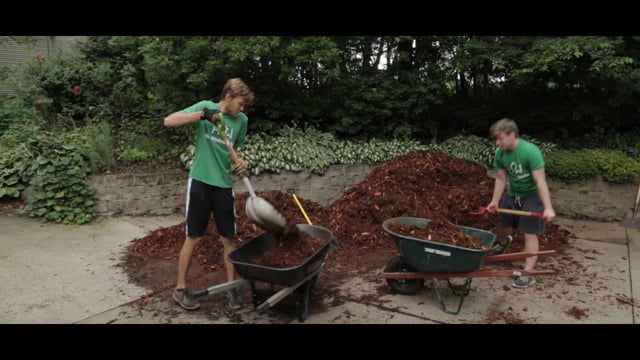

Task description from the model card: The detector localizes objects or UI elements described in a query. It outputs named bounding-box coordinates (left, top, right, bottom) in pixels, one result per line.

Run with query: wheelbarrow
left=379, top=217, right=556, bottom=315
left=193, top=224, right=338, bottom=322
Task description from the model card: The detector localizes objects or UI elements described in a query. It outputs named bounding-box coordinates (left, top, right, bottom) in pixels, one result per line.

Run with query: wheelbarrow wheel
left=384, top=256, right=424, bottom=295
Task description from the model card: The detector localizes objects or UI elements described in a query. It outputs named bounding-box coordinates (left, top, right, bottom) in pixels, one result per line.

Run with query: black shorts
left=499, top=192, right=546, bottom=234
left=185, top=178, right=236, bottom=238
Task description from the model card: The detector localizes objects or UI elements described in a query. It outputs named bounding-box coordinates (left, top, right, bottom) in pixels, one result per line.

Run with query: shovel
left=287, top=188, right=312, bottom=225
left=217, top=117, right=286, bottom=233
left=622, top=181, right=640, bottom=228
left=242, top=176, right=287, bottom=233
left=470, top=206, right=546, bottom=219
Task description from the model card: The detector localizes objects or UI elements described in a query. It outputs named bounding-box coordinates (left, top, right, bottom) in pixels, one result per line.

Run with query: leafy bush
left=117, top=133, right=169, bottom=165
left=562, top=128, right=640, bottom=161
left=545, top=150, right=599, bottom=183
left=7, top=51, right=113, bottom=121
left=439, top=135, right=495, bottom=166
left=0, top=144, right=32, bottom=198
left=71, top=122, right=114, bottom=174
left=0, top=98, right=41, bottom=135
left=546, top=149, right=640, bottom=184
left=20, top=132, right=96, bottom=224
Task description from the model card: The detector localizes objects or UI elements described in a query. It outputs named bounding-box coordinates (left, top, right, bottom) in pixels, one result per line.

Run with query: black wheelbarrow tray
left=194, top=224, right=338, bottom=322
left=380, top=217, right=556, bottom=315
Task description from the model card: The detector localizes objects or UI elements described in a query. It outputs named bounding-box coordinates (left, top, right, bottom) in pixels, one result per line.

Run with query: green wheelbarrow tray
left=382, top=217, right=496, bottom=273
left=381, top=217, right=556, bottom=315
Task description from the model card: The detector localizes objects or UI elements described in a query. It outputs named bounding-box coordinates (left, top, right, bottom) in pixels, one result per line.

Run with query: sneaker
left=492, top=235, right=513, bottom=254
left=512, top=275, right=536, bottom=288
left=172, top=288, right=200, bottom=310
left=227, top=289, right=244, bottom=309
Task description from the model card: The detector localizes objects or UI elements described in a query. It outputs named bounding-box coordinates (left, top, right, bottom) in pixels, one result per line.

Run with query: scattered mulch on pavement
left=485, top=310, right=525, bottom=324
left=566, top=306, right=589, bottom=319
left=120, top=151, right=572, bottom=296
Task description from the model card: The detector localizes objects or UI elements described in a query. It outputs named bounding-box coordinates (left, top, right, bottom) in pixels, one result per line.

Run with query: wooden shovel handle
left=495, top=208, right=546, bottom=219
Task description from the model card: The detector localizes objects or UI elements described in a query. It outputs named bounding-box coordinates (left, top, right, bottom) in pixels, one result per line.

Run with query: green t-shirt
left=493, top=139, right=544, bottom=197
left=182, top=100, right=248, bottom=188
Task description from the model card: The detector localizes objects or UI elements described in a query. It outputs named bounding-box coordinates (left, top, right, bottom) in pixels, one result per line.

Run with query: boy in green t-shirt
left=163, top=78, right=252, bottom=310
left=486, top=118, right=556, bottom=288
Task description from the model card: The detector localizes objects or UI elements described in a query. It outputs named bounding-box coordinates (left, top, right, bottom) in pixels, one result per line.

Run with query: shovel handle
left=495, top=208, right=546, bottom=219
left=227, top=145, right=256, bottom=198
left=220, top=129, right=257, bottom=198
left=292, top=193, right=313, bottom=225
left=242, top=176, right=257, bottom=198
left=633, top=182, right=640, bottom=217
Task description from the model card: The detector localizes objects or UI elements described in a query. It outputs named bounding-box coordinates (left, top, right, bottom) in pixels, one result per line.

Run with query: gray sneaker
left=492, top=235, right=513, bottom=255
left=172, top=288, right=200, bottom=310
left=512, top=275, right=536, bottom=288
left=227, top=289, right=244, bottom=309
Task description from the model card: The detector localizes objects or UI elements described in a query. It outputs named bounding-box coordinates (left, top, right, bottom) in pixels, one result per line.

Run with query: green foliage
left=242, top=125, right=336, bottom=175
left=0, top=120, right=42, bottom=199
left=119, top=148, right=151, bottom=163
left=0, top=122, right=96, bottom=223
left=562, top=128, right=640, bottom=161
left=545, top=150, right=599, bottom=182
left=437, top=134, right=557, bottom=169
left=25, top=167, right=95, bottom=224
left=0, top=143, right=32, bottom=198
left=439, top=135, right=495, bottom=166
left=546, top=149, right=640, bottom=184
left=180, top=127, right=442, bottom=175
left=520, top=135, right=558, bottom=158
left=71, top=122, right=114, bottom=174
left=116, top=117, right=170, bottom=165
left=332, top=139, right=435, bottom=165
left=19, top=131, right=96, bottom=224
left=7, top=50, right=113, bottom=121
left=0, top=98, right=41, bottom=135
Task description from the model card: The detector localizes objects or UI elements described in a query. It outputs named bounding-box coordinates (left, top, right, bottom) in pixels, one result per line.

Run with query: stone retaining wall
left=548, top=178, right=635, bottom=222
left=90, top=165, right=635, bottom=221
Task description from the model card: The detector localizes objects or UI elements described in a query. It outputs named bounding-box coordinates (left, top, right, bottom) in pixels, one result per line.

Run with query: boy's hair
left=221, top=78, right=254, bottom=105
left=490, top=118, right=519, bottom=138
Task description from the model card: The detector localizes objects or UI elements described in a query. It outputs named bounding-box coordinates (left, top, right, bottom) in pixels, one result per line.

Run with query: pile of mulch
left=121, top=151, right=571, bottom=274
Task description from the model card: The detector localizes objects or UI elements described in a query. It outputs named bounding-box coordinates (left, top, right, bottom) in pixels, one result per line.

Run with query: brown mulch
left=386, top=219, right=487, bottom=250
left=121, top=151, right=571, bottom=275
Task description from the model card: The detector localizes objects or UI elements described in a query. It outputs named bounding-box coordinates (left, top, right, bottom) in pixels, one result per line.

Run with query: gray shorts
left=185, top=178, right=236, bottom=238
left=499, top=192, right=546, bottom=234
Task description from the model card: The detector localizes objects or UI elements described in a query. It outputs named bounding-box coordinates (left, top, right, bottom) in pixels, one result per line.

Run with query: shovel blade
left=622, top=209, right=640, bottom=228
left=245, top=196, right=287, bottom=233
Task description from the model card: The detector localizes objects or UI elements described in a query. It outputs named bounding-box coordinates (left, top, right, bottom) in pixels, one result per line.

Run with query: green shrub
left=71, top=122, right=114, bottom=174
left=440, top=135, right=495, bottom=166
left=117, top=134, right=168, bottom=165
left=21, top=131, right=95, bottom=224
left=546, top=149, right=640, bottom=184
left=562, top=128, right=640, bottom=162
left=0, top=98, right=41, bottom=135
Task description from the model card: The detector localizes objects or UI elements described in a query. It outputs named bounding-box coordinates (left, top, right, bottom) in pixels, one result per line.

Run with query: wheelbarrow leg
left=297, top=278, right=312, bottom=322
left=296, top=274, right=318, bottom=322
left=430, top=277, right=473, bottom=315
left=249, top=281, right=260, bottom=308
